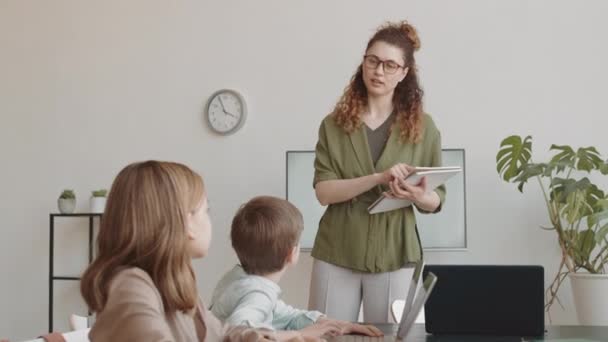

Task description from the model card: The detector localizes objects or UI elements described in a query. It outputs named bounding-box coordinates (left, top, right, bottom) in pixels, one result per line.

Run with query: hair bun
left=400, top=21, right=421, bottom=51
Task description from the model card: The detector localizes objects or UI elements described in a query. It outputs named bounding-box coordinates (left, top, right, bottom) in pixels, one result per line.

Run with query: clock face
left=206, top=89, right=247, bottom=135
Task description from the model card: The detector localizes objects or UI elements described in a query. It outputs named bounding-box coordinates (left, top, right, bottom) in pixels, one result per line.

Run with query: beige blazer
left=89, top=268, right=274, bottom=342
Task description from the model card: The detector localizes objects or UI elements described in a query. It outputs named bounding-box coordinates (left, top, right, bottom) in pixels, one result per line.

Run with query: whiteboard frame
left=285, top=149, right=468, bottom=252
left=421, top=148, right=468, bottom=252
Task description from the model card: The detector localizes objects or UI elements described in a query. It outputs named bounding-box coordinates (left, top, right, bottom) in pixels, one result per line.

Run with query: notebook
left=423, top=265, right=545, bottom=336
left=367, top=166, right=461, bottom=214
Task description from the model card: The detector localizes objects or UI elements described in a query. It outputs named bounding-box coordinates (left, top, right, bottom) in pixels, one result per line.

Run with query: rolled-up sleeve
left=272, top=299, right=323, bottom=330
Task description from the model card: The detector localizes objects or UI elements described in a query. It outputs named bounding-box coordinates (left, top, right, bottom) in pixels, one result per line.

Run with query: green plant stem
left=537, top=176, right=557, bottom=228
left=536, top=176, right=553, bottom=221
left=592, top=249, right=608, bottom=273
left=541, top=176, right=575, bottom=274
left=598, top=257, right=608, bottom=273
left=545, top=261, right=570, bottom=311
left=574, top=214, right=583, bottom=232
left=546, top=171, right=561, bottom=224
left=591, top=241, right=608, bottom=268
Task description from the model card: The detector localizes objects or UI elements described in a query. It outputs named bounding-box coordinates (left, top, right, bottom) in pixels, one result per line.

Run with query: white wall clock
left=205, top=89, right=247, bottom=135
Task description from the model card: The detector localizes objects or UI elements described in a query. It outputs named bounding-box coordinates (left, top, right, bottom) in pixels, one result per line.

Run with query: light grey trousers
left=308, top=258, right=414, bottom=323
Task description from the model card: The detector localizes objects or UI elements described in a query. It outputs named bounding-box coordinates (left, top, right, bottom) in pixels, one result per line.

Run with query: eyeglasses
left=363, top=55, right=405, bottom=75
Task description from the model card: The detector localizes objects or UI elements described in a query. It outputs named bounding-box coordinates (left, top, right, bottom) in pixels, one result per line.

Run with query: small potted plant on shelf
left=496, top=135, right=608, bottom=325
left=57, top=189, right=76, bottom=214
left=90, top=189, right=108, bottom=213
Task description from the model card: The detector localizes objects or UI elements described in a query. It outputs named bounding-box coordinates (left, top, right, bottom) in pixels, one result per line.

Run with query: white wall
left=1, top=0, right=608, bottom=339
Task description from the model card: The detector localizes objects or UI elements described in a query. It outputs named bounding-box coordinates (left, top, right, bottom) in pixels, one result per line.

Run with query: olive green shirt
left=311, top=113, right=446, bottom=273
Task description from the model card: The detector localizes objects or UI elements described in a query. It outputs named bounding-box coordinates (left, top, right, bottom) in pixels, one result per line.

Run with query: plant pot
left=90, top=197, right=106, bottom=213
left=57, top=198, right=76, bottom=214
left=570, top=273, right=608, bottom=325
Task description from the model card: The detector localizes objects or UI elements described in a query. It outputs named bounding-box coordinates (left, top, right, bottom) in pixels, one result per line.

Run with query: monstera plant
left=496, top=135, right=608, bottom=323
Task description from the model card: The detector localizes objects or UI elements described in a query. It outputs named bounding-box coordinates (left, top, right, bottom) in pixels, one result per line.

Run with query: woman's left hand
left=315, top=319, right=383, bottom=337
left=385, top=176, right=428, bottom=203
left=340, top=323, right=383, bottom=337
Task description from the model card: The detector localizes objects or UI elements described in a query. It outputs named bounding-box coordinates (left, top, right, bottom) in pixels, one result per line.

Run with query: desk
left=369, top=324, right=608, bottom=341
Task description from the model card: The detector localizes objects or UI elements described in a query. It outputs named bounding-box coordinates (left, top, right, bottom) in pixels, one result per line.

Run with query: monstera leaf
left=576, top=147, right=603, bottom=172
left=562, top=189, right=588, bottom=225
left=587, top=197, right=608, bottom=230
left=596, top=222, right=608, bottom=245
left=601, top=161, right=608, bottom=175
left=544, top=160, right=574, bottom=176
left=550, top=177, right=592, bottom=204
left=586, top=186, right=606, bottom=212
left=497, top=135, right=532, bottom=190
left=588, top=210, right=608, bottom=234
left=564, top=229, right=596, bottom=267
left=550, top=145, right=603, bottom=173
left=512, top=163, right=546, bottom=192
left=576, top=229, right=597, bottom=266
left=550, top=145, right=576, bottom=173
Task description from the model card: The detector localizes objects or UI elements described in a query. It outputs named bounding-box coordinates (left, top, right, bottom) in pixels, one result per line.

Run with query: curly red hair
left=334, top=21, right=425, bottom=143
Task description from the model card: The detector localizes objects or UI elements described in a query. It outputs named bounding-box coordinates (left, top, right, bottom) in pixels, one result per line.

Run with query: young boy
left=210, top=196, right=382, bottom=340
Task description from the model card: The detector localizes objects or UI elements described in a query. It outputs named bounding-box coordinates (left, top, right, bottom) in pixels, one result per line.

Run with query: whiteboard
left=285, top=149, right=467, bottom=251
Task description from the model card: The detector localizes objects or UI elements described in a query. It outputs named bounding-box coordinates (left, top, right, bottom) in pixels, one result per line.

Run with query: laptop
left=397, top=260, right=425, bottom=335
left=423, top=265, right=544, bottom=336
left=332, top=261, right=437, bottom=342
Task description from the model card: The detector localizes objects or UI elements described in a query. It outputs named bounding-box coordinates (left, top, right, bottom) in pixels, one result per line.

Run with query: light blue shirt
left=210, top=265, right=324, bottom=330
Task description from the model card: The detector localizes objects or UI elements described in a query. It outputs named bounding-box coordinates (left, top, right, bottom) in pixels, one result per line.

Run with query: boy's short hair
left=231, top=196, right=304, bottom=275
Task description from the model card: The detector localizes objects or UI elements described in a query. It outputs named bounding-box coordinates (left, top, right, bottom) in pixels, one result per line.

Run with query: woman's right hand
left=379, top=163, right=415, bottom=185
left=277, top=320, right=341, bottom=342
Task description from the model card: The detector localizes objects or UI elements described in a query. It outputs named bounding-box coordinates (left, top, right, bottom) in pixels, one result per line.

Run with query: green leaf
left=578, top=229, right=597, bottom=264
left=544, top=160, right=572, bottom=176
left=600, top=161, right=608, bottom=175
left=564, top=229, right=597, bottom=267
left=586, top=185, right=606, bottom=210
left=496, top=135, right=532, bottom=184
left=595, top=198, right=608, bottom=211
left=513, top=163, right=545, bottom=192
left=588, top=209, right=608, bottom=229
left=596, top=223, right=608, bottom=244
left=550, top=178, right=572, bottom=203
left=550, top=144, right=576, bottom=173
left=576, top=147, right=603, bottom=172
left=59, top=189, right=75, bottom=199
left=550, top=178, right=592, bottom=203
left=562, top=190, right=587, bottom=224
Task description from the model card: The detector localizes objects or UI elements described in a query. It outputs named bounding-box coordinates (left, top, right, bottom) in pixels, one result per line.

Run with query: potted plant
left=57, top=189, right=76, bottom=214
left=496, top=135, right=608, bottom=324
left=90, top=189, right=107, bottom=213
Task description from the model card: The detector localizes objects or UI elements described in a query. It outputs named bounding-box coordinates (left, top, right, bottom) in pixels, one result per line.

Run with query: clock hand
left=218, top=96, right=230, bottom=113
left=223, top=110, right=237, bottom=118
left=218, top=96, right=238, bottom=118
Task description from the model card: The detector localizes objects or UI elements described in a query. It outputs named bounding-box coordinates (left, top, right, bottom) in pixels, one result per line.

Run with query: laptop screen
left=423, top=265, right=544, bottom=336
left=397, top=272, right=437, bottom=340
left=398, top=260, right=424, bottom=327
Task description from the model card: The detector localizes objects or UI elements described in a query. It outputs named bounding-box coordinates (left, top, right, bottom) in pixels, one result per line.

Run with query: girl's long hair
left=81, top=161, right=204, bottom=313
